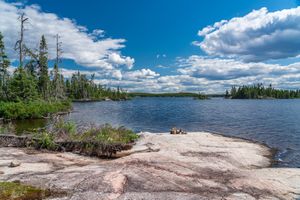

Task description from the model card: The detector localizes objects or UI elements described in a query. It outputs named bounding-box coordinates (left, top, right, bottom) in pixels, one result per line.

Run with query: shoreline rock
left=0, top=132, right=299, bottom=199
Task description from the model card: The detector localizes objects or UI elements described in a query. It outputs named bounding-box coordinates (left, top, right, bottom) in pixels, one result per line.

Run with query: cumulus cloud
left=177, top=55, right=300, bottom=91
left=123, top=69, right=160, bottom=80
left=0, top=0, right=134, bottom=69
left=198, top=7, right=300, bottom=62
left=108, top=53, right=134, bottom=69
left=54, top=55, right=300, bottom=93
left=178, top=56, right=300, bottom=80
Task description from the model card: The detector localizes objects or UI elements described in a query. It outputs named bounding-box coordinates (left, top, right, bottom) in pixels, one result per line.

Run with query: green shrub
left=0, top=100, right=72, bottom=120
left=80, top=124, right=139, bottom=144
left=51, top=120, right=139, bottom=144
left=54, top=119, right=77, bottom=140
left=34, top=132, right=57, bottom=150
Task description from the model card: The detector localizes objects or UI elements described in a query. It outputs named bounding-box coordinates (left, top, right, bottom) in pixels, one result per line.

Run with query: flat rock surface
left=0, top=132, right=299, bottom=200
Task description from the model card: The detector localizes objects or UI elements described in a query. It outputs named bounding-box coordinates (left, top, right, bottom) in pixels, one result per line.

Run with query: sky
left=1, top=0, right=300, bottom=93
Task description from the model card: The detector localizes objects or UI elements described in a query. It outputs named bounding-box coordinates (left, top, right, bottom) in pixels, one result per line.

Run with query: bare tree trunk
left=18, top=13, right=28, bottom=68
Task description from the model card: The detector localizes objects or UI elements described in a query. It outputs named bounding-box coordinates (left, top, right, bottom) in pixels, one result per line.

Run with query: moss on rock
left=0, top=181, right=50, bottom=200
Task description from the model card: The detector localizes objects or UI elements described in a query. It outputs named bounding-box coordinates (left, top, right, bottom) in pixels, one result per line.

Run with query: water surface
left=13, top=97, right=300, bottom=167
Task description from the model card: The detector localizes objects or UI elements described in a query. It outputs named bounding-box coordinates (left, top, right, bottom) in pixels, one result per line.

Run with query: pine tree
left=0, top=32, right=10, bottom=101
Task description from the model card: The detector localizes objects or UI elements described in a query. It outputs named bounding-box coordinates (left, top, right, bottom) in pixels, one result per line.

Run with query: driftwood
left=0, top=135, right=133, bottom=158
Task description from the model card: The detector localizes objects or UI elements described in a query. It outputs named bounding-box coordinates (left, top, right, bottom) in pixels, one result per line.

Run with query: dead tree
left=55, top=34, right=63, bottom=66
left=14, top=13, right=28, bottom=68
left=52, top=34, right=65, bottom=100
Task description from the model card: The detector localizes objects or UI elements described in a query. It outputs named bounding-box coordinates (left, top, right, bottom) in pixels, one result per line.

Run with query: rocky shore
left=0, top=132, right=299, bottom=200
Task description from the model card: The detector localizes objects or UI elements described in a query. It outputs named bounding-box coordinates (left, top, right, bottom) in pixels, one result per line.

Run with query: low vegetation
left=0, top=181, right=50, bottom=200
left=1, top=119, right=139, bottom=157
left=77, top=124, right=139, bottom=144
left=226, top=84, right=300, bottom=99
left=0, top=100, right=71, bottom=120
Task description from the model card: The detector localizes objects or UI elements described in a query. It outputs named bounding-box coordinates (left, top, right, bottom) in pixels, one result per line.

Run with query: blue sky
left=19, top=0, right=298, bottom=72
left=1, top=0, right=300, bottom=93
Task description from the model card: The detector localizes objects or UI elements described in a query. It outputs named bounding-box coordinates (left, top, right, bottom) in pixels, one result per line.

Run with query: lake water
left=14, top=97, right=300, bottom=168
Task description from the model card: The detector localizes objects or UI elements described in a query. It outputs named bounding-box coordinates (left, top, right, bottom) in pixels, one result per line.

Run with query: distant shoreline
left=129, top=92, right=224, bottom=98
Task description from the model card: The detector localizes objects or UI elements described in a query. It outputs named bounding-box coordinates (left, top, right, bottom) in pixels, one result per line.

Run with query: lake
left=13, top=97, right=300, bottom=168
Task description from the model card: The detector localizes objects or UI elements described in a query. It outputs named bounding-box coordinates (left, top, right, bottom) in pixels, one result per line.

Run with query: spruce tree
left=8, top=67, right=38, bottom=102
left=51, top=64, right=65, bottom=100
left=38, top=35, right=50, bottom=99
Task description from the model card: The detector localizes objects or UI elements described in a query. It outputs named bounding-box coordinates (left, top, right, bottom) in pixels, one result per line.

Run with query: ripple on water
left=10, top=97, right=300, bottom=168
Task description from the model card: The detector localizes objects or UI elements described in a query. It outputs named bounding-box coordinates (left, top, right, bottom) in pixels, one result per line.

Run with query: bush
left=0, top=100, right=72, bottom=120
left=80, top=124, right=139, bottom=144
left=50, top=120, right=139, bottom=144
left=34, top=132, right=57, bottom=150
left=53, top=119, right=77, bottom=140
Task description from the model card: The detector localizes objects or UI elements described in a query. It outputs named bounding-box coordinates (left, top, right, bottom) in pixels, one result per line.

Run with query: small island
left=226, top=84, right=300, bottom=99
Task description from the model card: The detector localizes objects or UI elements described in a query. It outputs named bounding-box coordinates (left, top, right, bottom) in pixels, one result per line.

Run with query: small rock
left=9, top=161, right=21, bottom=168
left=170, top=127, right=187, bottom=135
left=170, top=127, right=177, bottom=134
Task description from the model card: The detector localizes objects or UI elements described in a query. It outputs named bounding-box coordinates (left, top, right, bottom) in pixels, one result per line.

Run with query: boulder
left=170, top=128, right=187, bottom=135
left=9, top=161, right=21, bottom=168
left=170, top=127, right=177, bottom=134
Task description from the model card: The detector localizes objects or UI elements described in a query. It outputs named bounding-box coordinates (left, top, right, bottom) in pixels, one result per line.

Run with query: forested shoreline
left=226, top=84, right=300, bottom=99
left=0, top=14, right=128, bottom=120
left=129, top=92, right=200, bottom=98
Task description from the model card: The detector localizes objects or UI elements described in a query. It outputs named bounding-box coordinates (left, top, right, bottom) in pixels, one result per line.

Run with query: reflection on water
left=12, top=119, right=48, bottom=135
left=6, top=97, right=300, bottom=168
left=0, top=119, right=47, bottom=135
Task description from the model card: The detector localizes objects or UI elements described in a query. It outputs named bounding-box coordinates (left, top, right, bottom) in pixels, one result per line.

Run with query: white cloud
left=89, top=29, right=105, bottom=39
left=108, top=53, right=134, bottom=69
left=178, top=56, right=300, bottom=80
left=177, top=55, right=300, bottom=92
left=123, top=69, right=160, bottom=80
left=51, top=57, right=300, bottom=93
left=110, top=69, right=123, bottom=80
left=55, top=55, right=300, bottom=93
left=57, top=67, right=159, bottom=84
left=0, top=0, right=134, bottom=69
left=198, top=20, right=227, bottom=36
left=198, top=7, right=300, bottom=62
left=156, top=64, right=169, bottom=69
